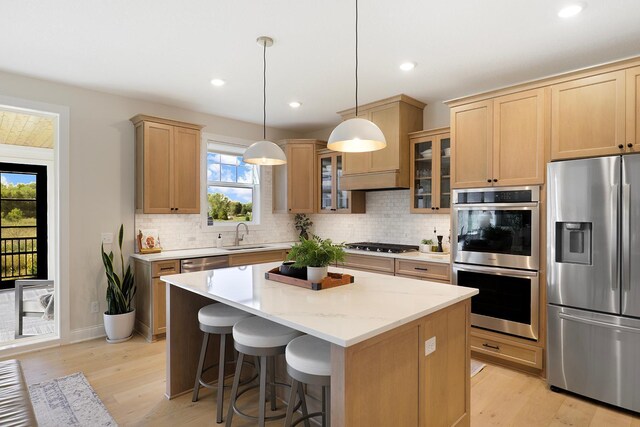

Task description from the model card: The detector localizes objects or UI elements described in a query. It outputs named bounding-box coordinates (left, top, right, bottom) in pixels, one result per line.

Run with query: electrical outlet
left=91, top=301, right=99, bottom=313
left=101, top=233, right=113, bottom=244
left=425, top=337, right=436, bottom=356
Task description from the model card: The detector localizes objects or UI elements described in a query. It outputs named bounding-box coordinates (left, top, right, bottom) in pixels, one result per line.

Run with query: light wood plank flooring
left=6, top=335, right=640, bottom=426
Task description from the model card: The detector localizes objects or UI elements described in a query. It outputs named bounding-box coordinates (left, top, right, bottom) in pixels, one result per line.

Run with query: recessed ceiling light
left=558, top=3, right=584, bottom=18
left=399, top=62, right=416, bottom=71
left=210, top=78, right=225, bottom=87
left=289, top=101, right=302, bottom=108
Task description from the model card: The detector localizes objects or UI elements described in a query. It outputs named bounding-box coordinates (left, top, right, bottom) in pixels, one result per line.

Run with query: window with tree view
left=0, top=163, right=48, bottom=289
left=207, top=151, right=259, bottom=225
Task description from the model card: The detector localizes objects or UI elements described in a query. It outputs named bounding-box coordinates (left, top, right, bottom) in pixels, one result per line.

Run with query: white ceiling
left=1, top=1, right=640, bottom=131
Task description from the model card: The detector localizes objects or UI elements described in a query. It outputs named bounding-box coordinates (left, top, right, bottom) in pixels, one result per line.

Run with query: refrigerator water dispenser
left=555, top=222, right=592, bottom=265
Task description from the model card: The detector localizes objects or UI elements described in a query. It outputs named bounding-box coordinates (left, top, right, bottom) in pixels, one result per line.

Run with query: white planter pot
left=104, top=310, right=135, bottom=343
left=420, top=244, right=432, bottom=253
left=307, top=266, right=328, bottom=283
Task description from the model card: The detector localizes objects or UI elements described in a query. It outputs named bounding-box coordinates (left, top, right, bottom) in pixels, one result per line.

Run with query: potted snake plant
left=287, top=235, right=345, bottom=283
left=101, top=224, right=136, bottom=343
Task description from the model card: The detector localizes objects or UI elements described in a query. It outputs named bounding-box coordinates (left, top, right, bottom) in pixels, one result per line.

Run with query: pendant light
left=327, top=0, right=386, bottom=153
left=243, top=36, right=287, bottom=165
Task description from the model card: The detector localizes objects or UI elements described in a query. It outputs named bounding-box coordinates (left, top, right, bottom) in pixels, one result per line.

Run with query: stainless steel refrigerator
left=547, top=155, right=640, bottom=413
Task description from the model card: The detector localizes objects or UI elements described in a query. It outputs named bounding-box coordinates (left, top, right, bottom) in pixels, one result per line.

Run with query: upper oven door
left=453, top=203, right=539, bottom=270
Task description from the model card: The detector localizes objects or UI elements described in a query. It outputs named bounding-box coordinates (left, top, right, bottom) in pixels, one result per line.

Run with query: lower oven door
left=453, top=264, right=539, bottom=341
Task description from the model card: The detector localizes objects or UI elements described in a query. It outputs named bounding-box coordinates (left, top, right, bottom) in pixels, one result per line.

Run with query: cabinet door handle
left=628, top=143, right=634, bottom=148
left=414, top=267, right=429, bottom=271
left=431, top=207, right=435, bottom=210
left=482, top=343, right=500, bottom=351
left=160, top=266, right=174, bottom=271
left=487, top=179, right=492, bottom=183
left=435, top=207, right=440, bottom=210
left=493, top=179, right=498, bottom=183
left=619, top=144, right=624, bottom=149
left=330, top=209, right=337, bottom=211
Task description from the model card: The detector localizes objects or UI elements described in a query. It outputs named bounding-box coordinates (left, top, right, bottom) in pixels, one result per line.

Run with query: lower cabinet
left=470, top=328, right=543, bottom=370
left=133, top=258, right=179, bottom=341
left=338, top=253, right=395, bottom=275
left=339, top=253, right=451, bottom=283
left=228, top=250, right=288, bottom=267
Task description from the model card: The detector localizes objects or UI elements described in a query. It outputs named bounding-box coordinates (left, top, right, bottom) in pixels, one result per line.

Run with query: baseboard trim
left=69, top=325, right=106, bottom=343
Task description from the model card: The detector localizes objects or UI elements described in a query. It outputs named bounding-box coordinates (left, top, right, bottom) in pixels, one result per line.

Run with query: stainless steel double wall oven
left=452, top=186, right=540, bottom=340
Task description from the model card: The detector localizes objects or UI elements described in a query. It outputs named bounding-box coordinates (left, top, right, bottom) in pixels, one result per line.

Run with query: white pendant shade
left=243, top=140, right=287, bottom=165
left=327, top=118, right=387, bottom=153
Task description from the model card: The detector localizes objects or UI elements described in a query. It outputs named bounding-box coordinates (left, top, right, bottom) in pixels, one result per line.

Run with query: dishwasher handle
left=181, top=256, right=230, bottom=272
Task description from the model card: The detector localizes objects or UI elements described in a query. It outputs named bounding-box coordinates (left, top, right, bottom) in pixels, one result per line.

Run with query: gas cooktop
left=345, top=242, right=419, bottom=254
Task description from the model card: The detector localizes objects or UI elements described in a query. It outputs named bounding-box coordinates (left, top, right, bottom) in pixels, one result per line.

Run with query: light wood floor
left=7, top=335, right=640, bottom=426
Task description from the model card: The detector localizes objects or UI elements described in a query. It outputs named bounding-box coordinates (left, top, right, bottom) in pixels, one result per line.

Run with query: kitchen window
left=206, top=144, right=260, bottom=226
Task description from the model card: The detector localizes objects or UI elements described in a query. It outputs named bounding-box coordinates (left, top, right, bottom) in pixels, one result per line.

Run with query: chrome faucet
left=235, top=223, right=249, bottom=246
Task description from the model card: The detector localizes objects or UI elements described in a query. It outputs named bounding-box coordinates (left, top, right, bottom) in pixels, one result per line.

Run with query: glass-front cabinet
left=317, top=150, right=365, bottom=214
left=409, top=128, right=451, bottom=214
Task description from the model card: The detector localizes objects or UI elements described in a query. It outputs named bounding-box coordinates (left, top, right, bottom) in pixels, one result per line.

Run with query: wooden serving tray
left=265, top=267, right=354, bottom=291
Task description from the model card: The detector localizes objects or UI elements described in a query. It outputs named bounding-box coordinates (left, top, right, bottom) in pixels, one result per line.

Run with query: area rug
left=28, top=372, right=117, bottom=426
left=471, top=359, right=487, bottom=378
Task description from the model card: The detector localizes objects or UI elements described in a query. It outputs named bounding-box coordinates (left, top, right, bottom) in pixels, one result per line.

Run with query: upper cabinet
left=409, top=128, right=451, bottom=213
left=551, top=71, right=626, bottom=160
left=273, top=139, right=326, bottom=214
left=131, top=115, right=203, bottom=214
left=338, top=95, right=425, bottom=191
left=627, top=66, right=640, bottom=152
left=318, top=149, right=365, bottom=214
left=450, top=89, right=545, bottom=189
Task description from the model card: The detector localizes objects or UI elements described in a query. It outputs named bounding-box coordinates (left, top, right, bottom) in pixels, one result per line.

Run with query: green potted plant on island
left=420, top=239, right=434, bottom=253
left=101, top=224, right=136, bottom=343
left=287, top=236, right=346, bottom=283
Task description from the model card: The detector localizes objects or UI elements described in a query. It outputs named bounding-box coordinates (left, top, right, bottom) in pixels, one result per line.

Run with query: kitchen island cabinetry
left=317, top=149, right=365, bottom=214
left=409, top=127, right=451, bottom=213
left=273, top=139, right=326, bottom=214
left=450, top=89, right=545, bottom=189
left=162, top=263, right=477, bottom=426
left=339, top=251, right=451, bottom=283
left=339, top=95, right=425, bottom=190
left=131, top=115, right=202, bottom=214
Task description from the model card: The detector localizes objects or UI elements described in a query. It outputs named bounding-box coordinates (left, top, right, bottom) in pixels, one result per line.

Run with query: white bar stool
left=192, top=303, right=253, bottom=424
left=284, top=335, right=332, bottom=427
left=225, top=316, right=303, bottom=427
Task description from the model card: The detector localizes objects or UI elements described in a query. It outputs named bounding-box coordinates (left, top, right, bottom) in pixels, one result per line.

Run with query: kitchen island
left=161, top=262, right=477, bottom=426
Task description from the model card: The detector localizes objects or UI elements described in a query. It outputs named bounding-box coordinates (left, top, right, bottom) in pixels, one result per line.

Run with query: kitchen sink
left=222, top=245, right=268, bottom=251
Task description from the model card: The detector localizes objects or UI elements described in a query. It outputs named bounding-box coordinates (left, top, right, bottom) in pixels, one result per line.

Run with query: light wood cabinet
left=338, top=253, right=395, bottom=275
left=318, top=150, right=365, bottom=214
left=228, top=250, right=288, bottom=267
left=394, top=259, right=450, bottom=283
left=272, top=139, right=326, bottom=214
left=551, top=71, right=627, bottom=160
left=470, top=328, right=543, bottom=369
left=626, top=66, right=640, bottom=152
left=338, top=95, right=425, bottom=190
left=133, top=258, right=180, bottom=341
left=409, top=128, right=451, bottom=213
left=131, top=115, right=202, bottom=214
left=451, top=90, right=545, bottom=188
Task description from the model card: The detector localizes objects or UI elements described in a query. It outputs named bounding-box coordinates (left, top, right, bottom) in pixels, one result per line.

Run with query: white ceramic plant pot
left=307, top=266, right=328, bottom=283
left=104, top=310, right=135, bottom=343
left=420, top=244, right=432, bottom=253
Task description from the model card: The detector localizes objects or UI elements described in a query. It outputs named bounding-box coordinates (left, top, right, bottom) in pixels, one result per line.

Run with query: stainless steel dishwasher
left=180, top=256, right=230, bottom=272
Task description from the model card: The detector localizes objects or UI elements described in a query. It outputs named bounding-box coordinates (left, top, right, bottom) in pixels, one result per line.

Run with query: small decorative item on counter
left=278, top=261, right=307, bottom=280
left=286, top=235, right=346, bottom=283
left=436, top=235, right=444, bottom=252
left=216, top=233, right=223, bottom=248
left=420, top=239, right=434, bottom=253
left=294, top=213, right=313, bottom=240
left=137, top=229, right=162, bottom=254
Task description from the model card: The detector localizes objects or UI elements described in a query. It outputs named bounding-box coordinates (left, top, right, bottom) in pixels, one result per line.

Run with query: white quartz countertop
left=344, top=248, right=451, bottom=264
left=131, top=242, right=450, bottom=264
left=130, top=242, right=293, bottom=262
left=161, top=262, right=476, bottom=347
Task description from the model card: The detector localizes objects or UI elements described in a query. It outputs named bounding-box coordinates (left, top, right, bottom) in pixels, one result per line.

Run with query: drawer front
left=228, top=250, right=287, bottom=267
left=339, top=253, right=395, bottom=275
left=152, top=278, right=166, bottom=335
left=152, top=259, right=180, bottom=277
left=470, top=331, right=543, bottom=369
left=394, top=259, right=450, bottom=282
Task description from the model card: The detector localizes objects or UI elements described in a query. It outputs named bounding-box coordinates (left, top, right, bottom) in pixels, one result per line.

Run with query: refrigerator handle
left=612, top=184, right=620, bottom=291
left=558, top=312, right=640, bottom=334
left=623, top=183, right=631, bottom=291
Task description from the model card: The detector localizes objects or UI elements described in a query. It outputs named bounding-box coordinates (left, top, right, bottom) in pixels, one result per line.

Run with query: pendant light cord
left=355, top=0, right=359, bottom=116
left=263, top=40, right=267, bottom=140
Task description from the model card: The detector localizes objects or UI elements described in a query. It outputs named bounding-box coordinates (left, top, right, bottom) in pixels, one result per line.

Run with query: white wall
left=0, top=70, right=298, bottom=337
